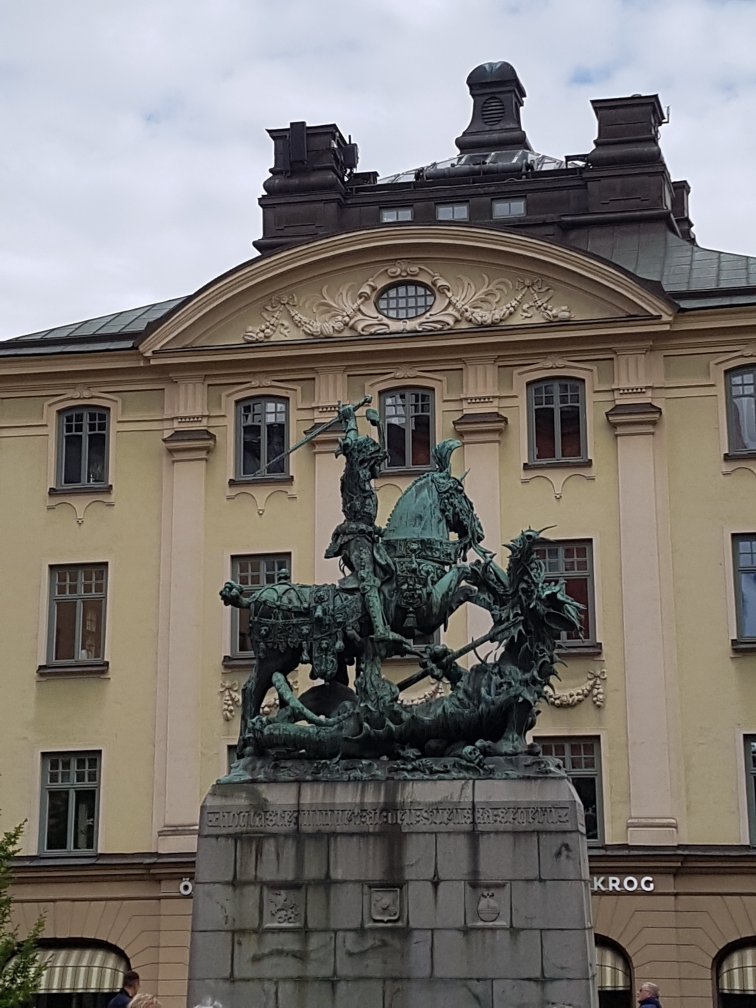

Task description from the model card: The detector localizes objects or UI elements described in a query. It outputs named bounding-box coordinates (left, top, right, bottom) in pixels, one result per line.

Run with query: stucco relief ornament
left=219, top=681, right=241, bottom=721
left=544, top=668, right=606, bottom=709
left=242, top=261, right=573, bottom=342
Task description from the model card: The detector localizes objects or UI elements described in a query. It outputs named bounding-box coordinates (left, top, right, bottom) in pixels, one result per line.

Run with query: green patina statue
left=220, top=397, right=580, bottom=779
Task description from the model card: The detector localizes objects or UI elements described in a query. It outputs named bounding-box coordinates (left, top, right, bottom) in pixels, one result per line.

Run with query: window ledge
left=228, top=475, right=293, bottom=487
left=37, top=661, right=109, bottom=677
left=379, top=466, right=433, bottom=477
left=724, top=452, right=756, bottom=461
left=222, top=655, right=253, bottom=669
left=731, top=640, right=756, bottom=653
left=556, top=643, right=603, bottom=657
left=48, top=484, right=112, bottom=495
left=523, top=459, right=593, bottom=470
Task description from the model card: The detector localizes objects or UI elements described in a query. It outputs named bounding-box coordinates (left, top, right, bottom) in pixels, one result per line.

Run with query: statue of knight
left=325, top=400, right=408, bottom=649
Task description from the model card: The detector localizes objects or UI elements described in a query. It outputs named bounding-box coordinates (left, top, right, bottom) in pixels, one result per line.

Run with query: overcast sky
left=2, top=0, right=756, bottom=341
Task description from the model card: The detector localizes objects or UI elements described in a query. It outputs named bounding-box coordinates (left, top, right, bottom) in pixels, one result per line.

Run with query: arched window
left=235, top=396, right=289, bottom=478
left=717, top=941, right=756, bottom=1007
left=726, top=366, right=756, bottom=454
left=380, top=388, right=434, bottom=470
left=595, top=938, right=633, bottom=1008
left=527, top=377, right=587, bottom=463
left=56, top=407, right=110, bottom=488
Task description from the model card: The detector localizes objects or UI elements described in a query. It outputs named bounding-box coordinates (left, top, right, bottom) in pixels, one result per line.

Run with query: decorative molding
left=225, top=483, right=298, bottom=513
left=242, top=260, right=574, bottom=341
left=544, top=668, right=606, bottom=708
left=520, top=467, right=595, bottom=500
left=219, top=681, right=241, bottom=721
left=606, top=402, right=662, bottom=436
left=163, top=427, right=216, bottom=462
left=46, top=495, right=115, bottom=525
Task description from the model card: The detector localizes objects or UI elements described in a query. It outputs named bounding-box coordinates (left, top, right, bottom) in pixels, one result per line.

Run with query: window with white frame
left=492, top=197, right=526, bottom=219
left=534, top=539, right=596, bottom=646
left=56, top=407, right=110, bottom=488
left=380, top=388, right=434, bottom=470
left=732, top=535, right=756, bottom=643
left=726, top=366, right=756, bottom=455
left=436, top=203, right=469, bottom=221
left=40, top=752, right=100, bottom=853
left=538, top=737, right=603, bottom=842
left=230, top=554, right=291, bottom=656
left=380, top=206, right=413, bottom=223
left=527, top=378, right=587, bottom=463
left=235, top=396, right=288, bottom=478
left=745, top=736, right=756, bottom=846
left=48, top=565, right=107, bottom=665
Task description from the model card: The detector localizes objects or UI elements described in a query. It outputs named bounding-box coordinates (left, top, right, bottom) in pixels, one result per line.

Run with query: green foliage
left=0, top=822, right=46, bottom=1008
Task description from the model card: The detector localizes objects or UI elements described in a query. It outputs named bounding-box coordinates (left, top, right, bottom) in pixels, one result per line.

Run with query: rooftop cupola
left=455, top=61, right=532, bottom=154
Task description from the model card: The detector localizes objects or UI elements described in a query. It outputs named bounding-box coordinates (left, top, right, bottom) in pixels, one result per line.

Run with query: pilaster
left=156, top=427, right=216, bottom=853
left=453, top=411, right=508, bottom=643
left=606, top=402, right=678, bottom=845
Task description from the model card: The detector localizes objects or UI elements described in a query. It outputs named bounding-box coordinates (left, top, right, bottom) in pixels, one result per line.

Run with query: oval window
left=376, top=282, right=435, bottom=320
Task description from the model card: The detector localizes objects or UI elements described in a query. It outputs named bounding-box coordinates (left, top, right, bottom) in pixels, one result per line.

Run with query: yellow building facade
left=2, top=62, right=756, bottom=1008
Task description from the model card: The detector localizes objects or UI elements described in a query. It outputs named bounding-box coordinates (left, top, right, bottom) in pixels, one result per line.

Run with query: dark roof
left=0, top=297, right=185, bottom=356
left=569, top=225, right=756, bottom=306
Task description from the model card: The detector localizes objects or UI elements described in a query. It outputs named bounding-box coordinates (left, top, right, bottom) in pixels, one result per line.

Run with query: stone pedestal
left=188, top=773, right=597, bottom=1008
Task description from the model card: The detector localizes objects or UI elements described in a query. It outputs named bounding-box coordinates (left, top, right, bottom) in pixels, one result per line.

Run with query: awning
left=37, top=946, right=129, bottom=993
left=596, top=943, right=631, bottom=991
left=719, top=946, right=756, bottom=994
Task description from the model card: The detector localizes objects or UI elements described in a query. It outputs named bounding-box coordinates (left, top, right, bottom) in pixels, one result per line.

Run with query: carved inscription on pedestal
left=203, top=802, right=575, bottom=835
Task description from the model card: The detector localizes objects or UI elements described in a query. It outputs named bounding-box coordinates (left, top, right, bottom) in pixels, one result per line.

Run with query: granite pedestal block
left=188, top=774, right=598, bottom=1007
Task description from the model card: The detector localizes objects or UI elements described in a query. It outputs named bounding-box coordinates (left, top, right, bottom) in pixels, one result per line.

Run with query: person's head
left=123, top=971, right=140, bottom=996
left=637, top=981, right=660, bottom=1002
left=129, top=994, right=161, bottom=1008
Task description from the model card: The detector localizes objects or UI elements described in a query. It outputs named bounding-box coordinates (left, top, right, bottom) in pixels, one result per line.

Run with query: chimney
left=455, top=61, right=532, bottom=154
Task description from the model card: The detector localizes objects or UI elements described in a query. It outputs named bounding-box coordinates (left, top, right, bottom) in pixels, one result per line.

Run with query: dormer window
left=436, top=203, right=469, bottom=221
left=492, top=197, right=526, bottom=218
left=380, top=207, right=413, bottom=223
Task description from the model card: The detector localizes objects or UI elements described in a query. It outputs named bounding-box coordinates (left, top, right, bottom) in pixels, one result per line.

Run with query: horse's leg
left=236, top=658, right=277, bottom=756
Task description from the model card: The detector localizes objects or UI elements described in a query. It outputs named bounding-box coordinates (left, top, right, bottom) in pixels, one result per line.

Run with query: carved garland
left=243, top=260, right=573, bottom=342
left=544, top=668, right=606, bottom=709
left=219, top=681, right=241, bottom=721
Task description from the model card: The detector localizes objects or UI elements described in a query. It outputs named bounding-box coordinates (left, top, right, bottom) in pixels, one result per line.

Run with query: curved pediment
left=140, top=226, right=676, bottom=356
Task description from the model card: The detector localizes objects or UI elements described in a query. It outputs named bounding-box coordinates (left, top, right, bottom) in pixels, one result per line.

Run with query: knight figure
left=325, top=401, right=406, bottom=647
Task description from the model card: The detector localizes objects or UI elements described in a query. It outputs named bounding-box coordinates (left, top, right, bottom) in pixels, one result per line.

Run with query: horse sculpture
left=220, top=440, right=488, bottom=756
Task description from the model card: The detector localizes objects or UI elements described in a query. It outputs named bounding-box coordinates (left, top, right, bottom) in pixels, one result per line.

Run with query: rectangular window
left=534, top=540, right=596, bottom=646
left=492, top=197, right=526, bottom=218
left=40, top=752, right=100, bottom=853
left=528, top=378, right=587, bottom=463
left=380, top=207, right=413, bottom=223
left=727, top=367, right=756, bottom=453
left=436, top=203, right=469, bottom=221
left=230, top=554, right=291, bottom=655
left=236, top=397, right=288, bottom=478
left=733, top=535, right=756, bottom=641
left=746, top=736, right=756, bottom=846
left=57, top=408, right=109, bottom=487
left=538, top=737, right=602, bottom=843
left=380, top=388, right=434, bottom=469
left=48, top=565, right=107, bottom=664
